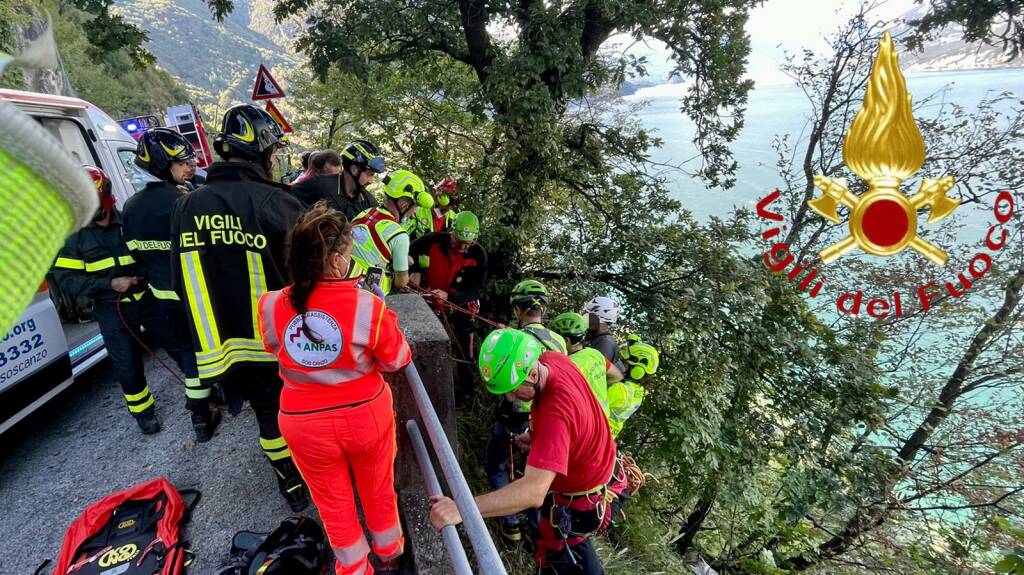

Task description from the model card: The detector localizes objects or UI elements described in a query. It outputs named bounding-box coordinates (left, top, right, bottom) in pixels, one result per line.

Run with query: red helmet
left=84, top=165, right=115, bottom=211
left=433, top=177, right=457, bottom=194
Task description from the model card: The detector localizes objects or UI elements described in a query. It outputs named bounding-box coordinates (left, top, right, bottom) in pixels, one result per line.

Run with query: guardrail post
left=405, top=363, right=508, bottom=575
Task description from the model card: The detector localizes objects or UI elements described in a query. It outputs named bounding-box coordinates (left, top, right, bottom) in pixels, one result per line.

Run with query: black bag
left=214, top=516, right=328, bottom=575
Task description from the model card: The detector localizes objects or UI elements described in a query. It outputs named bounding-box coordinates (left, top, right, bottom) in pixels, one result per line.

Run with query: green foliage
left=0, top=1, right=188, bottom=117
left=906, top=0, right=1024, bottom=60
left=114, top=0, right=299, bottom=108
left=65, top=0, right=153, bottom=66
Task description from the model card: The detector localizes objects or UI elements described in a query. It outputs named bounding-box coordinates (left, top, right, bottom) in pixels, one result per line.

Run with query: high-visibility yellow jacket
left=570, top=347, right=611, bottom=417
left=351, top=207, right=409, bottom=294
left=607, top=380, right=645, bottom=438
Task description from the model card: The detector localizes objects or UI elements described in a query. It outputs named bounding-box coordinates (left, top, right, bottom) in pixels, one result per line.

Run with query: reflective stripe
left=181, top=251, right=221, bottom=352
left=184, top=377, right=210, bottom=399
left=197, top=348, right=275, bottom=379
left=259, top=436, right=288, bottom=450
left=333, top=538, right=371, bottom=567
left=247, top=251, right=267, bottom=343
left=118, top=255, right=135, bottom=265
left=54, top=257, right=84, bottom=270
left=85, top=257, right=115, bottom=272
left=125, top=239, right=171, bottom=251
left=148, top=285, right=180, bottom=301
left=353, top=289, right=374, bottom=347
left=125, top=387, right=151, bottom=402
left=370, top=524, right=403, bottom=550
left=196, top=338, right=267, bottom=362
left=127, top=396, right=155, bottom=413
left=260, top=291, right=281, bottom=353
left=120, top=292, right=146, bottom=303
left=279, top=365, right=370, bottom=385
left=185, top=388, right=210, bottom=399
left=260, top=436, right=291, bottom=461
left=125, top=387, right=154, bottom=413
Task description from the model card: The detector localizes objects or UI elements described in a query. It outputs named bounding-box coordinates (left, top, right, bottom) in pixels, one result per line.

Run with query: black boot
left=270, top=458, right=309, bottom=512
left=136, top=408, right=161, bottom=435
left=190, top=401, right=222, bottom=443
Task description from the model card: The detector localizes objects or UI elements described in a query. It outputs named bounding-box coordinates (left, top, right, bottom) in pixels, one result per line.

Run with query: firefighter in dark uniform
left=125, top=128, right=222, bottom=442
left=170, top=104, right=309, bottom=511
left=53, top=166, right=193, bottom=435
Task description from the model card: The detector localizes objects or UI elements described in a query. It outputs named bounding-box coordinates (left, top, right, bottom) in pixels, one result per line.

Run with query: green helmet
left=383, top=170, right=431, bottom=207
left=453, top=211, right=479, bottom=242
left=510, top=279, right=549, bottom=309
left=478, top=328, right=544, bottom=395
left=549, top=312, right=587, bottom=344
left=621, top=335, right=660, bottom=381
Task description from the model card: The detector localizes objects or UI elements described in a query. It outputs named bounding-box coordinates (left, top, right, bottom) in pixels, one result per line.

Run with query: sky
left=623, top=0, right=920, bottom=86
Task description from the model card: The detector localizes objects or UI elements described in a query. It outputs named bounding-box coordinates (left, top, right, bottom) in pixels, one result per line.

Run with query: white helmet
left=583, top=296, right=620, bottom=326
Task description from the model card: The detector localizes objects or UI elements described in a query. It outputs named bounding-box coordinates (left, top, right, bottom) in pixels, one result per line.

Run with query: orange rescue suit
left=259, top=278, right=411, bottom=574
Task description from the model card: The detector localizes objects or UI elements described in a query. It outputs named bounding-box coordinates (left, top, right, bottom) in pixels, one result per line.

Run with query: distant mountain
left=897, top=3, right=1020, bottom=72
left=112, top=0, right=301, bottom=108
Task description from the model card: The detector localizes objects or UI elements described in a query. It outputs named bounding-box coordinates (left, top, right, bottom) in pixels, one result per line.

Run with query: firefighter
left=53, top=166, right=180, bottom=435
left=409, top=210, right=486, bottom=395
left=336, top=140, right=384, bottom=220
left=170, top=104, right=309, bottom=511
left=259, top=203, right=410, bottom=575
left=350, top=169, right=432, bottom=294
left=582, top=296, right=626, bottom=373
left=549, top=312, right=623, bottom=417
left=430, top=328, right=628, bottom=574
left=607, top=335, right=660, bottom=438
left=483, top=278, right=566, bottom=542
left=124, top=128, right=222, bottom=442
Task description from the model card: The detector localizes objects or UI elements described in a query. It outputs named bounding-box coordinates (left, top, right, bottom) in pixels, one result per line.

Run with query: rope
left=407, top=284, right=506, bottom=330
left=115, top=297, right=246, bottom=414
left=619, top=452, right=654, bottom=496
left=116, top=298, right=186, bottom=386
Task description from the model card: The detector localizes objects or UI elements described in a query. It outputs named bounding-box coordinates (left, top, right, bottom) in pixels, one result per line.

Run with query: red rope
left=115, top=297, right=245, bottom=413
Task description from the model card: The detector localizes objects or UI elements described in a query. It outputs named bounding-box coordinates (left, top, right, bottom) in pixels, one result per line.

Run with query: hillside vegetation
left=0, top=0, right=188, bottom=119
left=113, top=0, right=299, bottom=110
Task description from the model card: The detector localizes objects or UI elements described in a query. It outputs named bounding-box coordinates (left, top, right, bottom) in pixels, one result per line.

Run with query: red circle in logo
left=861, top=199, right=909, bottom=247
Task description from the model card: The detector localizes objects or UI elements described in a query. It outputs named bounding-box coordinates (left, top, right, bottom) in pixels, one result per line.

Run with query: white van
left=0, top=89, right=156, bottom=433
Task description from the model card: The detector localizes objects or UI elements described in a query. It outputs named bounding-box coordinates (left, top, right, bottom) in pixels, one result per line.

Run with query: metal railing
left=404, top=362, right=508, bottom=574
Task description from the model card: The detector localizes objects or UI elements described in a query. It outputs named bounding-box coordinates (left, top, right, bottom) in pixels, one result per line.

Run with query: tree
left=906, top=0, right=1024, bottom=60
left=207, top=0, right=760, bottom=293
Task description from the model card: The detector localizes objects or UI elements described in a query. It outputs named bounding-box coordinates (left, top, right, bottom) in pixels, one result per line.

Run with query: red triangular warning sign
left=265, top=100, right=293, bottom=133
left=252, top=64, right=286, bottom=101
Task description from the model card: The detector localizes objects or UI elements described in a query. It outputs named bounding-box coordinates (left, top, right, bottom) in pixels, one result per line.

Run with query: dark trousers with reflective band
left=218, top=362, right=290, bottom=462
left=156, top=298, right=209, bottom=408
left=94, top=297, right=198, bottom=417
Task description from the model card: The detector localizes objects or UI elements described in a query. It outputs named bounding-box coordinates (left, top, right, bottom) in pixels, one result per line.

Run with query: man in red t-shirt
left=430, top=328, right=624, bottom=573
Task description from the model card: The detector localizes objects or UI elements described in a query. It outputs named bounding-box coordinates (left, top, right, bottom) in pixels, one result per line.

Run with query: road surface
left=0, top=353, right=324, bottom=573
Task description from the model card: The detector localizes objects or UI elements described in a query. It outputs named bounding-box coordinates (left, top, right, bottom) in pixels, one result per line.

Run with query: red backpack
left=48, top=477, right=197, bottom=575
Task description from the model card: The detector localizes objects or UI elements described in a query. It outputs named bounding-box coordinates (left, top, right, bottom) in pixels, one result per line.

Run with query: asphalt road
left=0, top=353, right=324, bottom=574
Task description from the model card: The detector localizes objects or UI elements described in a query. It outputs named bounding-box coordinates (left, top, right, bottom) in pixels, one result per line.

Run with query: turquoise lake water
left=629, top=67, right=1024, bottom=224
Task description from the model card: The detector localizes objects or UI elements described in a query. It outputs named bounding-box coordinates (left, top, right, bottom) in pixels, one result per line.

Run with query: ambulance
left=0, top=89, right=156, bottom=433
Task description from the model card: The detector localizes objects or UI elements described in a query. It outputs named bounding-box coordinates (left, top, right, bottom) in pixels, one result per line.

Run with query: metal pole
left=405, top=420, right=474, bottom=575
left=404, top=363, right=508, bottom=574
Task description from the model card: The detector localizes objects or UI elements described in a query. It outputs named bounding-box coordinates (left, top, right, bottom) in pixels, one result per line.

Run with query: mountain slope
left=897, top=3, right=1020, bottom=71
left=113, top=0, right=300, bottom=108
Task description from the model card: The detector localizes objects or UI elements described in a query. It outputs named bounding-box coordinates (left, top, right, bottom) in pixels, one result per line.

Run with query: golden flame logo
left=808, top=32, right=959, bottom=266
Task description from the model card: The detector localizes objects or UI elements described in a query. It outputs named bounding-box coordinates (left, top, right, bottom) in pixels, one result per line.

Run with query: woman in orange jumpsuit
left=258, top=202, right=411, bottom=574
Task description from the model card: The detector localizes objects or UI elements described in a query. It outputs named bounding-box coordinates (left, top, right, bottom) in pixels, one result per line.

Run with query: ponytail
left=286, top=201, right=353, bottom=342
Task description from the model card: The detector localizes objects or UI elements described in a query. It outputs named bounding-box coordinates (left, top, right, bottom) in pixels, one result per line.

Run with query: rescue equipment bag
left=213, top=516, right=328, bottom=575
left=48, top=477, right=198, bottom=575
